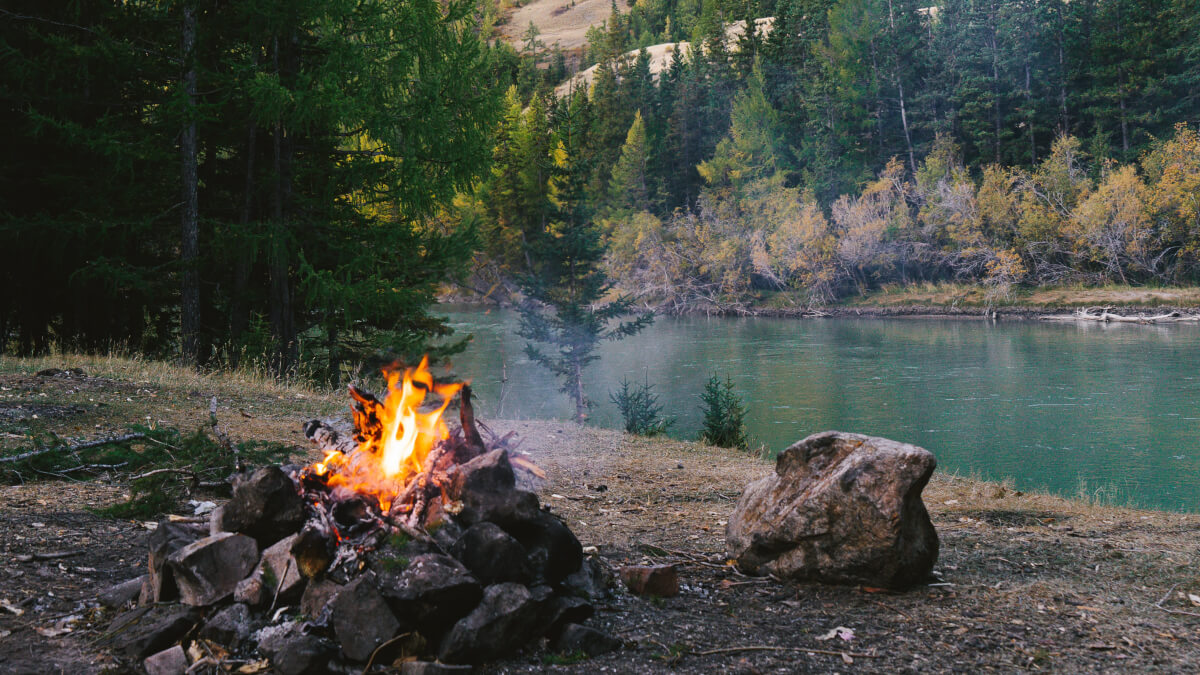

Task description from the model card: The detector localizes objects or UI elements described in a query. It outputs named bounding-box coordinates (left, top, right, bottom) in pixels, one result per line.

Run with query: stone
left=143, top=645, right=188, bottom=675
left=447, top=449, right=516, bottom=499
left=103, top=604, right=198, bottom=659
left=450, top=522, right=532, bottom=585
left=374, top=554, right=482, bottom=635
left=300, top=578, right=344, bottom=620
left=166, top=532, right=259, bottom=606
left=291, top=523, right=334, bottom=579
left=237, top=534, right=305, bottom=607
left=255, top=621, right=337, bottom=675
left=542, top=595, right=594, bottom=636
left=507, top=511, right=583, bottom=584
left=219, top=466, right=306, bottom=546
left=550, top=623, right=622, bottom=657
left=562, top=557, right=612, bottom=601
left=199, top=603, right=255, bottom=648
left=140, top=521, right=206, bottom=604
left=438, top=583, right=542, bottom=664
left=618, top=565, right=678, bottom=597
left=99, top=575, right=146, bottom=608
left=331, top=575, right=401, bottom=661
left=400, top=662, right=474, bottom=674
left=726, top=430, right=939, bottom=589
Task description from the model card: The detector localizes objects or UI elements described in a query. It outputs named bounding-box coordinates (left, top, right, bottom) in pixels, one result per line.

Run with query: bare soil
left=501, top=0, right=630, bottom=52
left=2, top=358, right=1199, bottom=673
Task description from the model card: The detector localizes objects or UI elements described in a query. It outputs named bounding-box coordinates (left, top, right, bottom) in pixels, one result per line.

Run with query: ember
left=106, top=359, right=618, bottom=672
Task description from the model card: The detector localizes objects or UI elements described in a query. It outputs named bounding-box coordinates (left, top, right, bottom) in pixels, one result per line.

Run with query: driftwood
left=1040, top=306, right=1200, bottom=324
left=0, top=432, right=146, bottom=464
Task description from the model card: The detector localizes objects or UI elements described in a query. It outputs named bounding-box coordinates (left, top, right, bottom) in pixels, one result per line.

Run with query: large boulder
left=726, top=431, right=938, bottom=589
left=166, top=532, right=260, bottom=606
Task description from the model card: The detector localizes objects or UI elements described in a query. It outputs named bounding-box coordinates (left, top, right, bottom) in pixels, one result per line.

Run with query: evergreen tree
left=608, top=111, right=652, bottom=215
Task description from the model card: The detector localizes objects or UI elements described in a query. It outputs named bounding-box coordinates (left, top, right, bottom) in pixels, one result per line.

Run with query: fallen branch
left=15, top=550, right=82, bottom=563
left=0, top=433, right=146, bottom=464
left=689, top=645, right=878, bottom=659
left=130, top=466, right=195, bottom=481
left=1040, top=306, right=1200, bottom=324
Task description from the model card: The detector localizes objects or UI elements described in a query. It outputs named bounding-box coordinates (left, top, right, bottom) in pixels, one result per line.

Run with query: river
left=436, top=306, right=1200, bottom=511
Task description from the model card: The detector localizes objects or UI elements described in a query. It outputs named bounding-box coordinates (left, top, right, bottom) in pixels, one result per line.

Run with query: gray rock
left=143, top=645, right=188, bottom=675
left=300, top=578, right=344, bottom=620
left=374, top=553, right=482, bottom=635
left=199, top=603, right=255, bottom=648
left=448, top=449, right=516, bottom=499
left=219, top=466, right=306, bottom=546
left=542, top=594, right=594, bottom=635
left=166, top=532, right=259, bottom=606
left=103, top=603, right=198, bottom=659
left=99, top=575, right=146, bottom=608
left=237, top=533, right=305, bottom=606
left=562, top=557, right=612, bottom=601
left=255, top=621, right=337, bottom=675
left=550, top=623, right=621, bottom=657
left=331, top=575, right=401, bottom=661
left=726, top=430, right=939, bottom=589
left=438, top=583, right=542, bottom=664
left=507, top=511, right=583, bottom=584
left=140, top=522, right=206, bottom=604
left=450, top=522, right=532, bottom=585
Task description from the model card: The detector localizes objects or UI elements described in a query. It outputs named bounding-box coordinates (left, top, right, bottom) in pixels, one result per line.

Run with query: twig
left=689, top=645, right=878, bottom=658
left=0, top=433, right=146, bottom=464
left=129, top=466, right=195, bottom=481
left=268, top=558, right=294, bottom=614
left=14, top=550, right=83, bottom=563
left=362, top=632, right=413, bottom=674
left=868, top=598, right=914, bottom=620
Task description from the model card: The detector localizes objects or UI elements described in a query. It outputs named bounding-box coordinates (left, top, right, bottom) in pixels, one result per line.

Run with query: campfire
left=104, top=359, right=616, bottom=672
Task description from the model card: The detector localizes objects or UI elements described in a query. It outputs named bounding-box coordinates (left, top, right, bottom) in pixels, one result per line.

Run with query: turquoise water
left=436, top=307, right=1200, bottom=511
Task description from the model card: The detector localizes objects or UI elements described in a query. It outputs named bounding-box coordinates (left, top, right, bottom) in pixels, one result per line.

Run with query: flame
left=307, top=356, right=463, bottom=511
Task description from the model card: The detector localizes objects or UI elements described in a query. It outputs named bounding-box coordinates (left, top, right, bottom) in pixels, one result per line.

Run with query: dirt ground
left=1, top=357, right=1199, bottom=673
left=501, top=0, right=629, bottom=52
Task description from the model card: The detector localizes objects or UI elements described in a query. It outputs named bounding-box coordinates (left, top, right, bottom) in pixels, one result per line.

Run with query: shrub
left=698, top=374, right=748, bottom=449
left=610, top=377, right=673, bottom=437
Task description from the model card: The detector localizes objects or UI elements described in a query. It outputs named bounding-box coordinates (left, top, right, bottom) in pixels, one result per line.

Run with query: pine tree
left=608, top=111, right=652, bottom=215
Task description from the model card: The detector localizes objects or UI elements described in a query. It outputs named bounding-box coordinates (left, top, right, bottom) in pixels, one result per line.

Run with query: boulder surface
left=726, top=431, right=938, bottom=588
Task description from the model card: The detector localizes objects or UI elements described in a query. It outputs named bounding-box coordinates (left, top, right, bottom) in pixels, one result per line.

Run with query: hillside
left=501, top=0, right=631, bottom=52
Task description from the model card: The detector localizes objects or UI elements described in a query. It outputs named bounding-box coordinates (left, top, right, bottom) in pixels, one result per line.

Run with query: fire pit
left=103, top=359, right=616, bottom=673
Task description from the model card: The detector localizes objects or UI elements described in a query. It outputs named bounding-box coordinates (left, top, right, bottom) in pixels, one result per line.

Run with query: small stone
left=450, top=522, right=532, bottom=585
left=167, top=532, right=259, bottom=606
left=331, top=575, right=401, bottom=661
left=550, top=623, right=622, bottom=657
left=199, top=603, right=255, bottom=648
left=99, top=575, right=146, bottom=608
left=300, top=578, right=344, bottom=620
left=143, top=645, right=188, bottom=675
left=562, top=557, right=612, bottom=601
left=542, top=595, right=594, bottom=636
left=219, top=466, right=306, bottom=546
left=619, top=565, right=678, bottom=597
left=438, top=583, right=542, bottom=664
left=400, top=662, right=474, bottom=674
left=233, top=575, right=265, bottom=606
left=103, top=604, right=198, bottom=659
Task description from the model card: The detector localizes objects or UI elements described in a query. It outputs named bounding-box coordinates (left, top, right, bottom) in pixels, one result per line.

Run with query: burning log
left=109, top=357, right=617, bottom=671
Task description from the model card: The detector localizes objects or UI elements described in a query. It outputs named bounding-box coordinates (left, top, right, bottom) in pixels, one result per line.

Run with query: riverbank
left=1, top=355, right=1199, bottom=672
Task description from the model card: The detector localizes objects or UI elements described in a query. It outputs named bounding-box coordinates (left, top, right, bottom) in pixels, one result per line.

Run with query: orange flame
left=308, top=356, right=463, bottom=511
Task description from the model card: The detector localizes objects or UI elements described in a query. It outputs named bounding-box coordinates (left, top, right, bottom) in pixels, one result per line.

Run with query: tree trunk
left=988, top=9, right=1002, bottom=165
left=180, top=5, right=200, bottom=366
left=268, top=35, right=296, bottom=376
left=229, top=123, right=257, bottom=364
left=1025, top=60, right=1037, bottom=166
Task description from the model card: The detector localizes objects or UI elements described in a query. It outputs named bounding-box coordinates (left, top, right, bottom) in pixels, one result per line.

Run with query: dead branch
left=0, top=433, right=146, bottom=464
left=130, top=466, right=195, bottom=481
left=14, top=550, right=83, bottom=563
left=688, top=645, right=878, bottom=658
left=458, top=385, right=486, bottom=462
left=209, top=397, right=238, bottom=468
left=1040, top=307, right=1200, bottom=324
